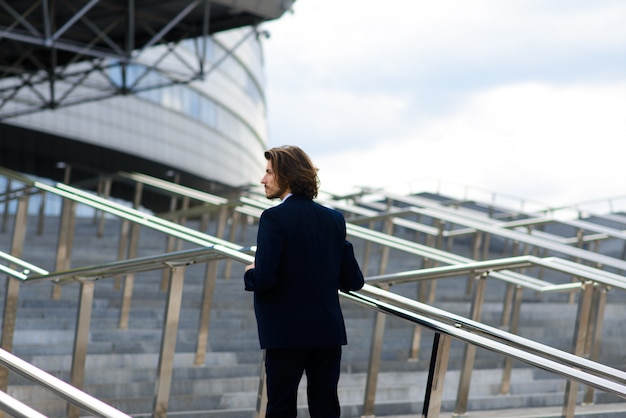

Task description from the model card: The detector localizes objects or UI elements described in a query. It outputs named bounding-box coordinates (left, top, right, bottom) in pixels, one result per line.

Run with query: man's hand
left=245, top=262, right=255, bottom=272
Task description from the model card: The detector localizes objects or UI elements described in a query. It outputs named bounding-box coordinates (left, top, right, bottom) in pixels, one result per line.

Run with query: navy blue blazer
left=244, top=195, right=364, bottom=349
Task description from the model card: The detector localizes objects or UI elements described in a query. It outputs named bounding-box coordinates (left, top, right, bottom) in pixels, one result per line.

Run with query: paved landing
left=382, top=402, right=626, bottom=417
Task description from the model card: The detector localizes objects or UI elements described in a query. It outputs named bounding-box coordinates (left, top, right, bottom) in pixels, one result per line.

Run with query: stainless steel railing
left=4, top=248, right=625, bottom=417
left=343, top=284, right=626, bottom=417
left=0, top=344, right=131, bottom=418
left=2, top=166, right=626, bottom=417
left=1, top=245, right=252, bottom=418
left=354, top=189, right=626, bottom=272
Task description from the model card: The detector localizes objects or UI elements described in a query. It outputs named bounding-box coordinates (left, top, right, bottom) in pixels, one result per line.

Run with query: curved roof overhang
left=0, top=0, right=295, bottom=119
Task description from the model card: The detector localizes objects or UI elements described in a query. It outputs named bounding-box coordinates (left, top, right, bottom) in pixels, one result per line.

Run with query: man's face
left=261, top=160, right=288, bottom=199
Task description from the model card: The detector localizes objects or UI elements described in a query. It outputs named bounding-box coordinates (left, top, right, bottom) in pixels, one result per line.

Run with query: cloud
left=266, top=0, right=626, bottom=85
left=261, top=0, right=626, bottom=209
left=266, top=85, right=411, bottom=154
left=314, top=82, right=626, bottom=207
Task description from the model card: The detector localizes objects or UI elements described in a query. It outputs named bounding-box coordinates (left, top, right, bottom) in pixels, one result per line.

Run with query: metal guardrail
left=353, top=185, right=626, bottom=243
left=3, top=249, right=625, bottom=417
left=344, top=284, right=626, bottom=416
left=236, top=188, right=626, bottom=416
left=359, top=190, right=626, bottom=272
left=109, top=178, right=626, bottom=416
left=0, top=246, right=253, bottom=418
left=0, top=169, right=256, bottom=417
left=0, top=347, right=131, bottom=418
left=2, top=167, right=626, bottom=417
left=101, top=173, right=626, bottom=416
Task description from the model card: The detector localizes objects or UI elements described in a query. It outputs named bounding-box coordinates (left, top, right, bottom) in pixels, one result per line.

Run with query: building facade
left=0, top=27, right=268, bottom=195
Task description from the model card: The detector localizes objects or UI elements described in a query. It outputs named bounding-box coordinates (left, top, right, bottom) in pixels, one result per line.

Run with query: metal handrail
left=22, top=245, right=253, bottom=285
left=1, top=246, right=254, bottom=418
left=0, top=250, right=49, bottom=278
left=344, top=285, right=626, bottom=396
left=354, top=185, right=624, bottom=240
left=39, top=175, right=580, bottom=294
left=3, top=246, right=624, bottom=417
left=353, top=284, right=626, bottom=384
left=240, top=193, right=624, bottom=291
left=238, top=190, right=626, bottom=416
left=51, top=182, right=240, bottom=250
left=0, top=167, right=243, bottom=252
left=6, top=170, right=604, bottom=292
left=60, top=177, right=591, bottom=294
left=365, top=254, right=626, bottom=291
left=3, top=167, right=626, bottom=417
left=334, top=200, right=605, bottom=246
left=361, top=190, right=626, bottom=272
left=0, top=348, right=130, bottom=418
left=116, top=171, right=229, bottom=206
left=0, top=389, right=47, bottom=418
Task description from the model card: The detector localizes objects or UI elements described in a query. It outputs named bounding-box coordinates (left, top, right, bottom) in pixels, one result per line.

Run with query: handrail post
left=115, top=219, right=130, bottom=290
left=1, top=179, right=11, bottom=233
left=378, top=219, right=393, bottom=278
left=422, top=332, right=451, bottom=418
left=177, top=196, right=190, bottom=251
left=194, top=261, right=218, bottom=365
left=361, top=221, right=375, bottom=273
left=255, top=351, right=268, bottom=418
left=238, top=213, right=249, bottom=242
left=453, top=272, right=487, bottom=417
left=96, top=177, right=112, bottom=238
left=53, top=199, right=77, bottom=299
left=499, top=284, right=523, bottom=394
left=161, top=185, right=181, bottom=290
left=562, top=281, right=594, bottom=418
left=471, top=231, right=483, bottom=261
left=500, top=283, right=514, bottom=329
left=409, top=235, right=437, bottom=361
left=481, top=233, right=491, bottom=260
left=362, top=219, right=394, bottom=416
left=583, top=286, right=607, bottom=404
left=466, top=230, right=483, bottom=294
left=215, top=205, right=229, bottom=239
left=37, top=190, right=46, bottom=236
left=409, top=280, right=428, bottom=362
left=362, top=308, right=387, bottom=418
left=67, top=280, right=95, bottom=418
left=214, top=205, right=230, bottom=278
left=153, top=266, right=186, bottom=418
left=434, top=219, right=445, bottom=252
left=119, top=183, right=143, bottom=329
left=118, top=220, right=140, bottom=329
left=223, top=211, right=240, bottom=279
left=0, top=193, right=29, bottom=393
left=200, top=208, right=211, bottom=232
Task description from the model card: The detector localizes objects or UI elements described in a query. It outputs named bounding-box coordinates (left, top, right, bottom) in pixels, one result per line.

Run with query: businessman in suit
left=244, top=145, right=364, bottom=418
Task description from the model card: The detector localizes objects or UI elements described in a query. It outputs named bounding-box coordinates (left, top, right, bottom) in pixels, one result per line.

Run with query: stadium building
left=0, top=1, right=292, bottom=208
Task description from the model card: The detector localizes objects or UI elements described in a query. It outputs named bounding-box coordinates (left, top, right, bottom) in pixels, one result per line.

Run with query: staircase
left=2, top=198, right=626, bottom=416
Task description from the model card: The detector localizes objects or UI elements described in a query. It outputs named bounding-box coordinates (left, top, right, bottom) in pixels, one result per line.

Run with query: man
left=244, top=145, right=365, bottom=418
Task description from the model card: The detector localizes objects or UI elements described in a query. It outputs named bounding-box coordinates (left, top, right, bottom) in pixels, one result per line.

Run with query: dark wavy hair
left=264, top=145, right=319, bottom=199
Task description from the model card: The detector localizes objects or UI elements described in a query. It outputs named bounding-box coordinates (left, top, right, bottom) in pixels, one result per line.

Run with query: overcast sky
left=261, top=0, right=626, bottom=213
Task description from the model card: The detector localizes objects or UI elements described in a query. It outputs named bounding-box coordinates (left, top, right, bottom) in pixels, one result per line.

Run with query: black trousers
left=264, top=346, right=342, bottom=418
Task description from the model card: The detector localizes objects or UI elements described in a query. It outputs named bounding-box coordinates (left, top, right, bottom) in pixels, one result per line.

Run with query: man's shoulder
left=313, top=200, right=342, bottom=214
left=261, top=197, right=304, bottom=217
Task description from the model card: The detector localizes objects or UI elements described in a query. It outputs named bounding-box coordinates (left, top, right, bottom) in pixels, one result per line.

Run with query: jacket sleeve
left=339, top=240, right=365, bottom=292
left=244, top=209, right=284, bottom=292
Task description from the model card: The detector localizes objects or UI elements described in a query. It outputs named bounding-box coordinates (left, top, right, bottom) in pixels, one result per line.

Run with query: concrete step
left=385, top=402, right=626, bottom=418
left=12, top=366, right=597, bottom=417
left=4, top=210, right=626, bottom=417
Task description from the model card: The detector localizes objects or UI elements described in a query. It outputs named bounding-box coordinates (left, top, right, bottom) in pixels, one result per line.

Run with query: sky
left=260, top=0, right=626, bottom=214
